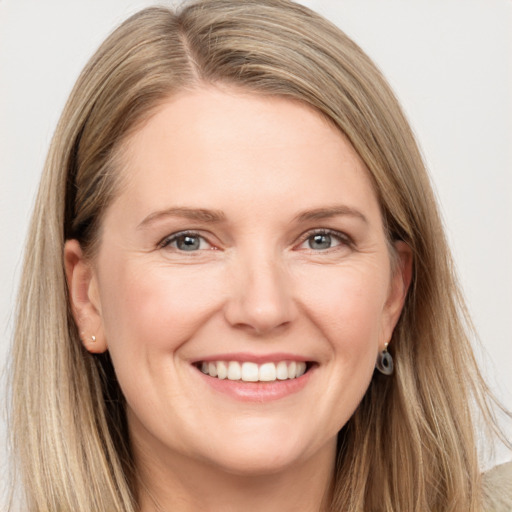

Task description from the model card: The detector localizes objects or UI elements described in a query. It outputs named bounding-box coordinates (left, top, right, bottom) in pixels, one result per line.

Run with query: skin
left=65, top=86, right=411, bottom=512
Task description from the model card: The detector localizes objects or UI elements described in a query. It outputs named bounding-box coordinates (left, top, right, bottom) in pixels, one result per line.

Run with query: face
left=66, top=86, right=410, bottom=478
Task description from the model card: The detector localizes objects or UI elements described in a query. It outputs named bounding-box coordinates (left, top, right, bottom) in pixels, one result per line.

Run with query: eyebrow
left=137, top=207, right=226, bottom=229
left=137, top=204, right=368, bottom=230
left=293, top=206, right=368, bottom=224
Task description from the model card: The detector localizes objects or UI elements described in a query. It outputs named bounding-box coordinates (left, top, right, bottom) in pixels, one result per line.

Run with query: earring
left=80, top=332, right=97, bottom=344
left=376, top=342, right=394, bottom=375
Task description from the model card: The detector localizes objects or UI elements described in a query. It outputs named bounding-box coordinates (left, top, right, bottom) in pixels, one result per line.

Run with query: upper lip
left=190, top=352, right=313, bottom=364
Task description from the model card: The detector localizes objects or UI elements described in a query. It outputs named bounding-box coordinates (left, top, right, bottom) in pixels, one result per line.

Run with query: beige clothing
left=483, top=461, right=512, bottom=511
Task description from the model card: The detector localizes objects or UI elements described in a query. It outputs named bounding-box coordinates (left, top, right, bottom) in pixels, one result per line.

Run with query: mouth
left=192, top=355, right=317, bottom=401
left=194, top=360, right=313, bottom=382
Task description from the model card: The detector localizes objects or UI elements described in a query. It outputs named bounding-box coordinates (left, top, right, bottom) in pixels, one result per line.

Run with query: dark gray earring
left=376, top=342, right=394, bottom=375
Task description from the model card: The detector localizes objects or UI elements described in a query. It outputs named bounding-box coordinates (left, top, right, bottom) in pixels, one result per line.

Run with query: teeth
left=259, top=362, right=276, bottom=381
left=198, top=360, right=309, bottom=382
left=217, top=361, right=228, bottom=380
left=276, top=361, right=288, bottom=380
left=241, top=362, right=259, bottom=382
left=296, top=361, right=306, bottom=378
left=227, top=361, right=241, bottom=380
left=208, top=362, right=218, bottom=378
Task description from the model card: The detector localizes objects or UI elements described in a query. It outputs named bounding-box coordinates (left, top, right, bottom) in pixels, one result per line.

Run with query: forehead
left=110, top=86, right=381, bottom=226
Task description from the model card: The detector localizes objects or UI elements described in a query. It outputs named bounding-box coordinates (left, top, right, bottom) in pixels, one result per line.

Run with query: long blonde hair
left=9, top=1, right=506, bottom=510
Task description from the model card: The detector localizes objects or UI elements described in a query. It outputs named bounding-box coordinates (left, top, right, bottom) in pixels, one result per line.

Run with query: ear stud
left=80, top=332, right=96, bottom=343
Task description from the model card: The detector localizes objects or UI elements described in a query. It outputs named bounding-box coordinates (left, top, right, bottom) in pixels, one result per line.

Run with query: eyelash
left=158, top=228, right=352, bottom=253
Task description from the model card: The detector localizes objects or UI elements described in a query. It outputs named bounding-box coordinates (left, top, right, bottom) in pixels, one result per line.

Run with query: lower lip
left=195, top=366, right=314, bottom=402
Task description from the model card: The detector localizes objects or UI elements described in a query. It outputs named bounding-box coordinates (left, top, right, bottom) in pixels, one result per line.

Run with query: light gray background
left=1, top=0, right=511, bottom=503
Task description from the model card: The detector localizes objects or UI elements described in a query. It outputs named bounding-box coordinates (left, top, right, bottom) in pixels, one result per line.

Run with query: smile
left=198, top=360, right=308, bottom=382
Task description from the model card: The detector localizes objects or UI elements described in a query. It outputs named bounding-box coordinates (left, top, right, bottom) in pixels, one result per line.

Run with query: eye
left=308, top=233, right=336, bottom=250
left=160, top=231, right=213, bottom=252
left=297, top=230, right=349, bottom=251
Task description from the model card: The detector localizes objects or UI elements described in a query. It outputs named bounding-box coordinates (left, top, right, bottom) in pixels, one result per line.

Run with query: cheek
left=294, top=261, right=390, bottom=351
left=285, top=263, right=391, bottom=435
left=98, top=259, right=225, bottom=353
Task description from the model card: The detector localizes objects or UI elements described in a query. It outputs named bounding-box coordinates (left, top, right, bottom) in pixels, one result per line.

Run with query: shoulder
left=482, top=461, right=512, bottom=512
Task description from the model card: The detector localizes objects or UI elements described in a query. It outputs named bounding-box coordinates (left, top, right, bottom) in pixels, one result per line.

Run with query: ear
left=380, top=241, right=413, bottom=349
left=64, top=239, right=108, bottom=353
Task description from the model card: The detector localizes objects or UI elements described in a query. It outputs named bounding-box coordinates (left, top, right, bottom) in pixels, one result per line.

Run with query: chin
left=205, top=444, right=307, bottom=477
left=194, top=421, right=327, bottom=477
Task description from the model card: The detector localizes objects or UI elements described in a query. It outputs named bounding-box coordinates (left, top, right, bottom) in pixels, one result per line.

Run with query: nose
left=223, top=252, right=296, bottom=336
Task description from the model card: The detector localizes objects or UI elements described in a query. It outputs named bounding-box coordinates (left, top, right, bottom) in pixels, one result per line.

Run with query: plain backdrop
left=1, top=0, right=511, bottom=503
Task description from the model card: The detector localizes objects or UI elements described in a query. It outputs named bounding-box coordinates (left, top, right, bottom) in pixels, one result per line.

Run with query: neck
left=134, top=437, right=336, bottom=512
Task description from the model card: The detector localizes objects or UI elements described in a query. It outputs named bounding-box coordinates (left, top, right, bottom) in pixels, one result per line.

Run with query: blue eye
left=161, top=232, right=211, bottom=252
left=175, top=234, right=201, bottom=251
left=298, top=230, right=347, bottom=251
left=308, top=233, right=334, bottom=250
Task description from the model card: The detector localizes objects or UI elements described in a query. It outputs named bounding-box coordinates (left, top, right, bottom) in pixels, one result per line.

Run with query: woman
left=8, top=1, right=511, bottom=510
